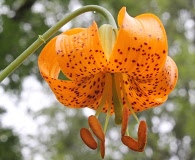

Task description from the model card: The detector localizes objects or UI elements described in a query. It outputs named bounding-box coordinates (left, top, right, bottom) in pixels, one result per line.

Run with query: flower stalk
left=0, top=5, right=116, bottom=82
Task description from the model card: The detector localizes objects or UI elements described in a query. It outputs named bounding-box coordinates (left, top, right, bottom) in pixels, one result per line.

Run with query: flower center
left=97, top=72, right=139, bottom=125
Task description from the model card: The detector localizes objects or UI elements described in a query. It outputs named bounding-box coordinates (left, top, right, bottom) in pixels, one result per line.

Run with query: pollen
left=88, top=115, right=105, bottom=141
left=80, top=128, right=98, bottom=150
left=121, top=120, right=147, bottom=152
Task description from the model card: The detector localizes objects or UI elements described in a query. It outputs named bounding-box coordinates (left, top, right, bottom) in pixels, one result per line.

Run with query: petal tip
left=118, top=7, right=127, bottom=26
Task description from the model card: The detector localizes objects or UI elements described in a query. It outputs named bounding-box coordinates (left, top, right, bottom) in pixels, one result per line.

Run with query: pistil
left=112, top=73, right=123, bottom=124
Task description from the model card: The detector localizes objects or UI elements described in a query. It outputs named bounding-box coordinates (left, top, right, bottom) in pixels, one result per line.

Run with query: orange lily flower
left=38, top=7, right=178, bottom=158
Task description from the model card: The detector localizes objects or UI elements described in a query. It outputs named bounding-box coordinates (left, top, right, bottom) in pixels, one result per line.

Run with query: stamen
left=121, top=136, right=139, bottom=152
left=126, top=125, right=130, bottom=136
left=138, top=120, right=147, bottom=151
left=119, top=73, right=139, bottom=123
left=95, top=73, right=112, bottom=117
left=104, top=74, right=112, bottom=133
left=80, top=128, right=98, bottom=150
left=114, top=73, right=123, bottom=107
left=104, top=105, right=111, bottom=133
left=100, top=140, right=105, bottom=159
left=88, top=115, right=105, bottom=142
left=121, top=105, right=129, bottom=136
left=121, top=121, right=147, bottom=152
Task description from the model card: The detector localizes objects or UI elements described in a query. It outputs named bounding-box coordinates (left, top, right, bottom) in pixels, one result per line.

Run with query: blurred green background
left=0, top=0, right=194, bottom=159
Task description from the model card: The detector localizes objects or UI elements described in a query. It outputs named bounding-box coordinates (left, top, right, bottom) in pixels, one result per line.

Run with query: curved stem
left=0, top=5, right=117, bottom=82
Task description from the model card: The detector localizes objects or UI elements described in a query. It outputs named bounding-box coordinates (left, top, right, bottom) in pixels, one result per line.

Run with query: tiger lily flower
left=38, top=7, right=178, bottom=158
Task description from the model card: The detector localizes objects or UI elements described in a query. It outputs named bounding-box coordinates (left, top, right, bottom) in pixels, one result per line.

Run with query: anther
left=121, top=120, right=147, bottom=152
left=121, top=136, right=139, bottom=152
left=80, top=128, right=98, bottom=150
left=100, top=140, right=105, bottom=159
left=88, top=115, right=105, bottom=141
left=138, top=120, right=147, bottom=151
left=121, top=106, right=129, bottom=136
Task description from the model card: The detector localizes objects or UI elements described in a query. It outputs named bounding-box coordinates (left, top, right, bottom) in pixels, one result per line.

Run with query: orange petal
left=108, top=7, right=167, bottom=78
left=137, top=56, right=178, bottom=98
left=80, top=128, right=98, bottom=150
left=56, top=22, right=108, bottom=80
left=88, top=115, right=105, bottom=141
left=43, top=73, right=106, bottom=108
left=138, top=121, right=147, bottom=151
left=38, top=38, right=106, bottom=108
left=38, top=28, right=85, bottom=78
left=121, top=136, right=139, bottom=152
left=122, top=73, right=166, bottom=113
left=121, top=106, right=129, bottom=136
left=38, top=37, right=60, bottom=79
left=122, top=56, right=178, bottom=112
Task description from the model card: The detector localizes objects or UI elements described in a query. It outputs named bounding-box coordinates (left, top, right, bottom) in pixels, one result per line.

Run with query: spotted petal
left=136, top=56, right=178, bottom=99
left=38, top=37, right=106, bottom=108
left=108, top=7, right=167, bottom=79
left=122, top=56, right=178, bottom=113
left=44, top=74, right=106, bottom=108
left=56, top=22, right=108, bottom=80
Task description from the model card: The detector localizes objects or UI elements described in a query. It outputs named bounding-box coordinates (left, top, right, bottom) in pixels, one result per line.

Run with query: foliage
left=0, top=0, right=194, bottom=159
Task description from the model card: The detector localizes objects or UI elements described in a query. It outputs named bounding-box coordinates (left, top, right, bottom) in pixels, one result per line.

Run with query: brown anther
left=80, top=128, right=98, bottom=150
left=121, top=106, right=129, bottom=136
left=121, top=121, right=148, bottom=152
left=138, top=120, right=147, bottom=151
left=121, top=136, right=139, bottom=151
left=100, top=140, right=105, bottom=159
left=88, top=115, right=105, bottom=141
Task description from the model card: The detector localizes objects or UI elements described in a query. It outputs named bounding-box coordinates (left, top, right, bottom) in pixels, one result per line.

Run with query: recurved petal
left=56, top=22, right=108, bottom=80
left=122, top=74, right=166, bottom=113
left=42, top=72, right=106, bottom=108
left=38, top=37, right=60, bottom=79
left=136, top=56, right=178, bottom=99
left=122, top=56, right=178, bottom=113
left=108, top=7, right=167, bottom=77
left=38, top=28, right=84, bottom=79
left=38, top=37, right=106, bottom=108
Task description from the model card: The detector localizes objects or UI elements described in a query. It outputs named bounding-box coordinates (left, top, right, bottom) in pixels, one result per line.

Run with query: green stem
left=0, top=5, right=117, bottom=83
